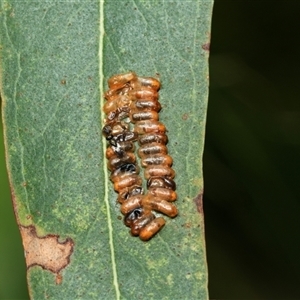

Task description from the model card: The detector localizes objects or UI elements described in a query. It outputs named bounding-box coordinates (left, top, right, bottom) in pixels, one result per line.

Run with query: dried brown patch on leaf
left=182, top=113, right=189, bottom=120
left=193, top=192, right=203, bottom=214
left=20, top=225, right=74, bottom=284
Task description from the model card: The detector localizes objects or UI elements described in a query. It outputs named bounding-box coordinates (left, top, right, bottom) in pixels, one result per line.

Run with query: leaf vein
left=100, top=1, right=121, bottom=299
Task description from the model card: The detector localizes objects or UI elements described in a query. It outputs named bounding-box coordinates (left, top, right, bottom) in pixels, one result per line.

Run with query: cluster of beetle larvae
left=102, top=72, right=177, bottom=241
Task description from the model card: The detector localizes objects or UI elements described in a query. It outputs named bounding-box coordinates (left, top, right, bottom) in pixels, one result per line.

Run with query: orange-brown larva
left=138, top=133, right=168, bottom=145
left=130, top=111, right=159, bottom=123
left=110, top=163, right=140, bottom=182
left=117, top=185, right=143, bottom=204
left=139, top=217, right=165, bottom=241
left=140, top=154, right=173, bottom=167
left=143, top=197, right=178, bottom=218
left=124, top=209, right=156, bottom=236
left=131, top=89, right=159, bottom=101
left=134, top=99, right=161, bottom=111
left=148, top=187, right=177, bottom=202
left=134, top=76, right=161, bottom=91
left=103, top=96, right=131, bottom=115
left=144, top=165, right=176, bottom=179
left=134, top=120, right=166, bottom=134
left=107, top=152, right=136, bottom=171
left=120, top=194, right=143, bottom=215
left=112, top=174, right=143, bottom=193
left=138, top=143, right=168, bottom=157
left=106, top=142, right=135, bottom=159
left=102, top=71, right=177, bottom=241
left=108, top=71, right=136, bottom=90
left=147, top=176, right=176, bottom=190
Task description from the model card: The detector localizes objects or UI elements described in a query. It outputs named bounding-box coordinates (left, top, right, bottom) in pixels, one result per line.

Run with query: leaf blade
left=0, top=0, right=213, bottom=298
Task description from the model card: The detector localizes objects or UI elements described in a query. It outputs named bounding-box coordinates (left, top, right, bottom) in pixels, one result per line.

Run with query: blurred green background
left=1, top=1, right=300, bottom=299
left=205, top=1, right=300, bottom=299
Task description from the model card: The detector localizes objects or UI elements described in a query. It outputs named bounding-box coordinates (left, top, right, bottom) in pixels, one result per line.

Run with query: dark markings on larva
left=117, top=185, right=144, bottom=204
left=131, top=111, right=159, bottom=123
left=138, top=143, right=168, bottom=157
left=125, top=210, right=156, bottom=237
left=102, top=71, right=178, bottom=241
left=108, top=72, right=136, bottom=90
left=106, top=142, right=135, bottom=159
left=144, top=165, right=176, bottom=180
left=110, top=163, right=140, bottom=181
left=147, top=176, right=176, bottom=190
left=134, top=99, right=161, bottom=111
left=148, top=187, right=177, bottom=202
left=134, top=120, right=166, bottom=134
left=107, top=107, right=130, bottom=122
left=120, top=194, right=144, bottom=215
left=141, top=154, right=173, bottom=167
left=136, top=76, right=161, bottom=91
left=130, top=89, right=159, bottom=101
left=107, top=153, right=136, bottom=172
left=138, top=133, right=168, bottom=145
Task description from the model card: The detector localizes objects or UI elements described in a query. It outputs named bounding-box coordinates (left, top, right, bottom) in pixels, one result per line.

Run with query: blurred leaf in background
left=0, top=118, right=29, bottom=299
left=205, top=0, right=300, bottom=299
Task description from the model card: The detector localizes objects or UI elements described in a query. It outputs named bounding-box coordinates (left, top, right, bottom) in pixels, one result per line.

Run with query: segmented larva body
left=102, top=72, right=177, bottom=241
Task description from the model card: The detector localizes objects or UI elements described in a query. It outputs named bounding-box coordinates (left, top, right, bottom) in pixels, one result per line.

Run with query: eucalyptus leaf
left=0, top=1, right=213, bottom=298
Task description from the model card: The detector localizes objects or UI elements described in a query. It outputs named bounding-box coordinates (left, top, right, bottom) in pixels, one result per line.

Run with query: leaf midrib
left=99, top=1, right=121, bottom=299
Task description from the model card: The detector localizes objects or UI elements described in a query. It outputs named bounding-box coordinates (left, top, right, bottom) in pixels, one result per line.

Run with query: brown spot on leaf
left=183, top=222, right=192, bottom=229
left=193, top=192, right=203, bottom=214
left=202, top=43, right=210, bottom=51
left=182, top=113, right=189, bottom=120
left=55, top=273, right=63, bottom=285
left=20, top=225, right=74, bottom=284
left=60, top=79, right=66, bottom=85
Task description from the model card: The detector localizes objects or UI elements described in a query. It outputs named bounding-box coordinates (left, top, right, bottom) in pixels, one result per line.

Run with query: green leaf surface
left=0, top=1, right=213, bottom=299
